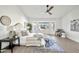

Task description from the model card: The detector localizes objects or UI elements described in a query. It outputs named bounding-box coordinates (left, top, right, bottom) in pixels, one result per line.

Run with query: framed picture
left=71, top=19, right=79, bottom=32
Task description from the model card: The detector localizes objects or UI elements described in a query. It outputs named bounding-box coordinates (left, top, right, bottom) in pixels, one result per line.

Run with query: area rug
left=44, top=36, right=64, bottom=52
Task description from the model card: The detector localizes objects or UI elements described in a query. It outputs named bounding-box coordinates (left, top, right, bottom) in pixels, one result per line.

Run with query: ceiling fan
left=46, top=5, right=54, bottom=15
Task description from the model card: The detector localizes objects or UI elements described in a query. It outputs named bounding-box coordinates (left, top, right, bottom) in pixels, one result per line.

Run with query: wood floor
left=56, top=37, right=79, bottom=53
left=4, top=36, right=79, bottom=53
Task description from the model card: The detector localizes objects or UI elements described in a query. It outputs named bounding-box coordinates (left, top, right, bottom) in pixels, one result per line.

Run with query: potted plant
left=27, top=23, right=32, bottom=32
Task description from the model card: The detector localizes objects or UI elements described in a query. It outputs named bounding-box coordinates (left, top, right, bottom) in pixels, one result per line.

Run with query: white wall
left=0, top=6, right=28, bottom=26
left=62, top=6, right=79, bottom=42
left=0, top=6, right=27, bottom=48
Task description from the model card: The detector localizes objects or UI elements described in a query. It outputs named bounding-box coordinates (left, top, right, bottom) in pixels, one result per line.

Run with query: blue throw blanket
left=44, top=36, right=64, bottom=52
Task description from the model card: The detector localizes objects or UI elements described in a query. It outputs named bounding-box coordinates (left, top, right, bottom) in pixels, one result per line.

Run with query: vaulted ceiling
left=18, top=5, right=75, bottom=18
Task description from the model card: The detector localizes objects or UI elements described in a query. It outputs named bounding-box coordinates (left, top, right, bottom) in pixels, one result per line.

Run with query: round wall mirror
left=0, top=16, right=11, bottom=26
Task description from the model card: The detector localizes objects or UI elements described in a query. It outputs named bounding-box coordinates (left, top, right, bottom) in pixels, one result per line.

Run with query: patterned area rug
left=44, top=36, right=64, bottom=52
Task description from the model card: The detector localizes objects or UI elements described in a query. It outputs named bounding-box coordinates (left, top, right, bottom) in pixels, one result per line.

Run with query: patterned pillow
left=21, top=31, right=28, bottom=36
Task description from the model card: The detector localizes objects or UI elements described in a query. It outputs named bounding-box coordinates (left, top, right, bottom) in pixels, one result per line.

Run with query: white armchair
left=26, top=37, right=41, bottom=46
left=25, top=33, right=45, bottom=46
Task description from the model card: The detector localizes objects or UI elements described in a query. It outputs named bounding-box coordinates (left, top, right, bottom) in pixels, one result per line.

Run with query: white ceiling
left=18, top=5, right=75, bottom=18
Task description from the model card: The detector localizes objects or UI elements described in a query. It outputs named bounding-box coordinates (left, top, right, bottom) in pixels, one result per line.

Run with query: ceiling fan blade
left=47, top=6, right=54, bottom=12
left=48, top=12, right=52, bottom=15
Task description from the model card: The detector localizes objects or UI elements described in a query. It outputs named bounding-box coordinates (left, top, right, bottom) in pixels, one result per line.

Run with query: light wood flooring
left=4, top=36, right=79, bottom=53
